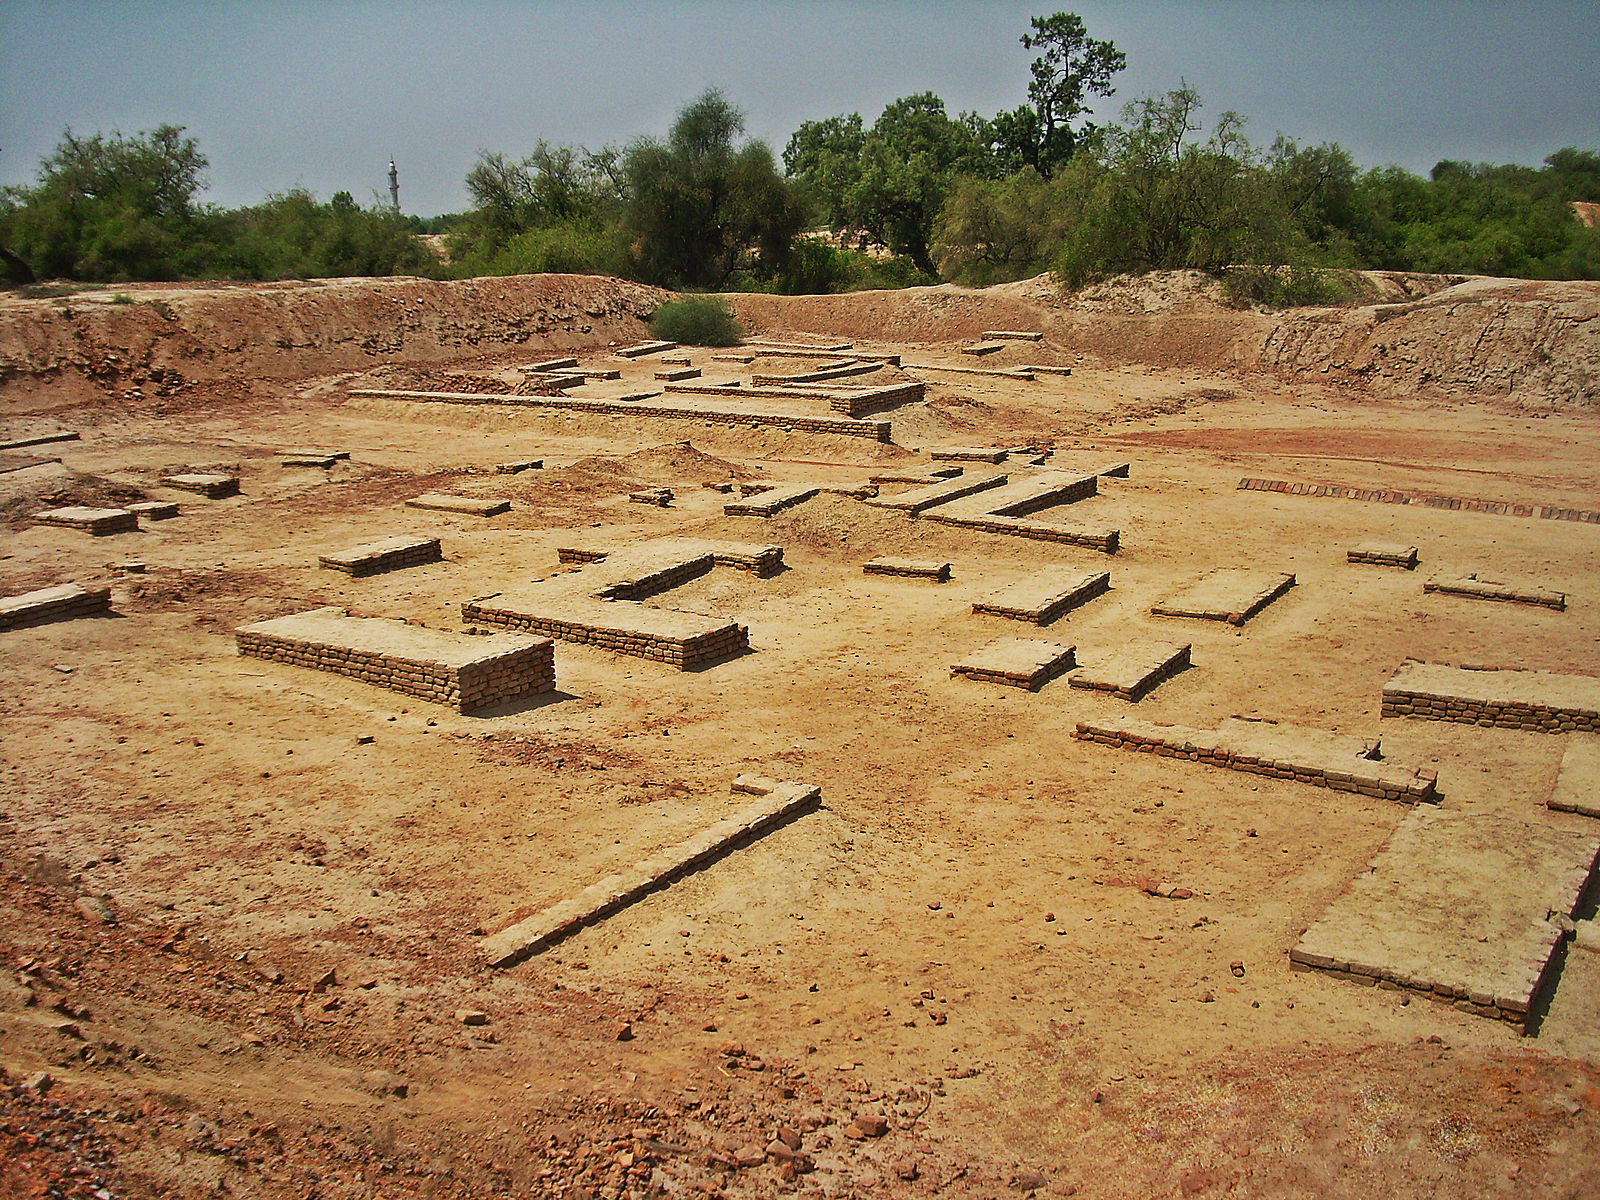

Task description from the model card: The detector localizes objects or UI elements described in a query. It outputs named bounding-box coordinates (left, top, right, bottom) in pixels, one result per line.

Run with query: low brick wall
left=319, top=536, right=442, bottom=577
left=869, top=473, right=1007, bottom=514
left=1423, top=576, right=1565, bottom=610
left=1348, top=543, right=1417, bottom=568
left=237, top=607, right=555, bottom=713
left=864, top=558, right=952, bottom=580
left=1068, top=641, right=1191, bottom=701
left=482, top=779, right=822, bottom=967
left=463, top=597, right=746, bottom=669
left=927, top=512, right=1119, bottom=553
left=953, top=637, right=1077, bottom=691
left=628, top=487, right=674, bottom=506
left=0, top=583, right=113, bottom=631
left=1382, top=660, right=1600, bottom=733
left=1074, top=715, right=1438, bottom=802
left=161, top=474, right=239, bottom=498
left=352, top=388, right=892, bottom=441
left=1239, top=476, right=1600, bottom=525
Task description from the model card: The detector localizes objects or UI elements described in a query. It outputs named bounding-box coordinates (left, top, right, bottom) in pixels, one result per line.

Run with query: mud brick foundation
left=725, top=484, right=820, bottom=517
left=931, top=447, right=1009, bottom=463
left=558, top=539, right=783, bottom=578
left=1019, top=364, right=1074, bottom=377
left=1152, top=570, right=1295, bottom=625
left=236, top=607, right=554, bottom=713
left=961, top=341, right=1007, bottom=356
left=1067, top=641, right=1191, bottom=701
left=0, top=431, right=79, bottom=451
left=525, top=357, right=579, bottom=371
left=616, top=340, right=677, bottom=358
left=463, top=596, right=747, bottom=669
left=744, top=339, right=854, bottom=352
left=482, top=779, right=822, bottom=967
left=982, top=330, right=1043, bottom=341
left=953, top=637, right=1076, bottom=690
left=1237, top=476, right=1600, bottom=525
left=870, top=467, right=963, bottom=485
left=1074, top=715, right=1438, bottom=803
left=906, top=362, right=1034, bottom=380
left=128, top=501, right=179, bottom=520
left=1423, top=574, right=1566, bottom=610
left=352, top=388, right=893, bottom=442
left=1549, top=738, right=1599, bottom=817
left=1348, top=542, right=1418, bottom=568
left=35, top=506, right=139, bottom=536
left=319, top=535, right=442, bottom=577
left=628, top=487, right=673, bottom=506
left=864, top=558, right=952, bottom=581
left=868, top=472, right=1007, bottom=514
left=753, top=361, right=880, bottom=385
left=654, top=366, right=700, bottom=381
left=1382, top=660, right=1600, bottom=733
left=495, top=459, right=543, bottom=474
left=929, top=471, right=1099, bottom=518
left=161, top=473, right=239, bottom=498
left=1290, top=808, right=1599, bottom=1027
left=0, top=583, right=113, bottom=631
left=973, top=569, right=1110, bottom=625
left=405, top=493, right=511, bottom=516
left=278, top=449, right=350, bottom=467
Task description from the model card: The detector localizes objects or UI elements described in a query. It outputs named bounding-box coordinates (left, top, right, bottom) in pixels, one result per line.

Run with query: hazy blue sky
left=3, top=1, right=1596, bottom=216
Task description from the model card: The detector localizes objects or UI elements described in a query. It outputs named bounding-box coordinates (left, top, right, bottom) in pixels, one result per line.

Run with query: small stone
left=1044, top=912, right=1055, bottom=923
left=52, top=1021, right=83, bottom=1039
left=1200, top=991, right=1216, bottom=1003
left=240, top=1032, right=265, bottom=1046
left=733, top=1143, right=766, bottom=1168
left=1230, top=961, right=1246, bottom=977
left=718, top=1039, right=745, bottom=1057
left=894, top=1157, right=920, bottom=1180
left=853, top=1113, right=889, bottom=1138
left=614, top=1021, right=634, bottom=1042
left=311, top=968, right=337, bottom=993
left=776, top=1126, right=803, bottom=1151
left=1013, top=1170, right=1048, bottom=1191
left=53, top=664, right=74, bottom=674
left=456, top=1008, right=489, bottom=1026
left=927, top=900, right=942, bottom=911
left=23, top=1071, right=53, bottom=1095
left=356, top=735, right=375, bottom=745
left=74, top=895, right=116, bottom=925
left=254, top=963, right=284, bottom=985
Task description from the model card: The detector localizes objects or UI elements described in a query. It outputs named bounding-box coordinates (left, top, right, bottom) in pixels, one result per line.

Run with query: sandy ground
left=2, top=273, right=1599, bottom=1199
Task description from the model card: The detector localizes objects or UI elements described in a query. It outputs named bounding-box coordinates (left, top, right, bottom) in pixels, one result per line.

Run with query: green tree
left=622, top=89, right=802, bottom=288
left=0, top=124, right=208, bottom=280
left=992, top=12, right=1125, bottom=177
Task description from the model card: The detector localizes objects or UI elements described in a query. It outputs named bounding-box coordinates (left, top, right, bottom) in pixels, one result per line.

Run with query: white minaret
left=388, top=159, right=399, bottom=213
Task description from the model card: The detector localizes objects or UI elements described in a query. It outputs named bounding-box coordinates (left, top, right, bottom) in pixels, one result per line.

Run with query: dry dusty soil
left=1, top=271, right=1599, bottom=1199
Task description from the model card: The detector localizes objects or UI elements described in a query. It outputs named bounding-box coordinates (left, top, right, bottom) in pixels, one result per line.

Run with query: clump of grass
left=109, top=292, right=134, bottom=304
left=649, top=295, right=743, bottom=346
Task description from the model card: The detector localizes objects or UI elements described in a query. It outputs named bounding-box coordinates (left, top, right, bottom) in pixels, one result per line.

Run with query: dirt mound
left=577, top=440, right=746, bottom=479
left=0, top=274, right=669, bottom=408
left=347, top=364, right=563, bottom=397
left=0, top=461, right=147, bottom=530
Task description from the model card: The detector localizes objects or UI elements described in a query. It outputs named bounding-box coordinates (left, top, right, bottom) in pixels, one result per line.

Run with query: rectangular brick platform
left=973, top=569, right=1110, bottom=625
left=616, top=340, right=677, bottom=357
left=654, top=366, right=701, bottom=381
left=558, top=539, right=783, bottom=578
left=870, top=467, right=963, bottom=485
left=1383, top=660, right=1600, bottom=733
left=1074, top=715, right=1439, bottom=802
left=1152, top=570, right=1296, bottom=625
left=35, top=506, right=139, bottom=536
left=1238, top=475, right=1600, bottom=525
left=763, top=362, right=882, bottom=385
left=905, top=362, right=1034, bottom=380
left=319, top=535, right=442, bottom=577
left=160, top=473, right=239, bottom=498
left=277, top=449, right=350, bottom=468
left=1549, top=738, right=1599, bottom=817
left=1423, top=574, right=1566, bottom=610
left=1019, top=364, right=1074, bottom=377
left=744, top=339, right=853, bottom=352
left=1348, top=542, right=1418, bottom=568
left=463, top=594, right=746, bottom=668
left=1067, top=641, right=1192, bottom=701
left=864, top=558, right=952, bottom=581
left=867, top=472, right=1007, bottom=514
left=724, top=484, right=820, bottom=517
left=526, top=357, right=579, bottom=371
left=953, top=637, right=1076, bottom=690
left=628, top=487, right=673, bottom=506
left=914, top=471, right=1117, bottom=552
left=482, top=778, right=822, bottom=967
left=495, top=459, right=543, bottom=474
left=0, top=583, right=113, bottom=631
left=405, top=493, right=511, bottom=516
left=982, top=330, right=1043, bottom=341
left=1290, top=809, right=1600, bottom=1026
left=128, top=501, right=180, bottom=520
left=237, top=607, right=554, bottom=713
left=962, top=341, right=1007, bottom=356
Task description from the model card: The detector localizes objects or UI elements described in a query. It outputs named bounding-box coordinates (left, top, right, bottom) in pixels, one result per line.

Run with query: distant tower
left=388, top=159, right=399, bottom=213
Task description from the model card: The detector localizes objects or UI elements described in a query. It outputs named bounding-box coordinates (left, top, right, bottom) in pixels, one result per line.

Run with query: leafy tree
left=621, top=89, right=802, bottom=288
left=992, top=12, right=1125, bottom=177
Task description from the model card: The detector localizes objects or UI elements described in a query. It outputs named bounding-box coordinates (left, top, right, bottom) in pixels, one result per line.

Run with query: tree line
left=3, top=12, right=1598, bottom=304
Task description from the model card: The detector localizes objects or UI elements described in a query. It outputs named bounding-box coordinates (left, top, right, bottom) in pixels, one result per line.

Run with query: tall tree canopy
left=622, top=89, right=802, bottom=288
left=992, top=12, right=1125, bottom=177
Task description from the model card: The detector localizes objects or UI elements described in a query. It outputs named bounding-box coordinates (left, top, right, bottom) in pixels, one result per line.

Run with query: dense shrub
left=649, top=295, right=744, bottom=345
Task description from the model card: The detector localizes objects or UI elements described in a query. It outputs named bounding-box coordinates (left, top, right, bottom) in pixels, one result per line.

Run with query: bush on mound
left=650, top=295, right=743, bottom=346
